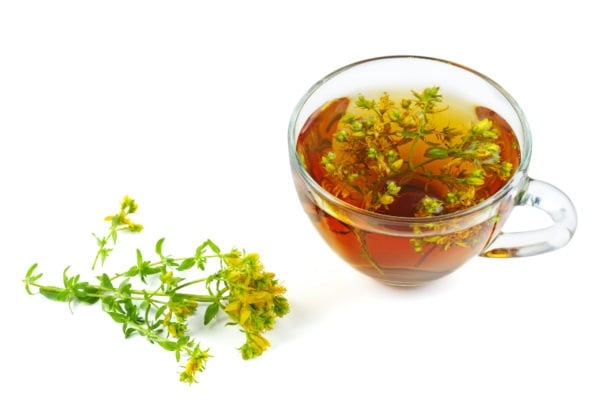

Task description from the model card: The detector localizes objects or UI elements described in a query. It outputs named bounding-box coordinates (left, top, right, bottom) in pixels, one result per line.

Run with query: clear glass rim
left=288, top=55, right=532, bottom=225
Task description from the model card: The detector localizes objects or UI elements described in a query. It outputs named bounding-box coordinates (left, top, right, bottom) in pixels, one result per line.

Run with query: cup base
left=353, top=265, right=456, bottom=287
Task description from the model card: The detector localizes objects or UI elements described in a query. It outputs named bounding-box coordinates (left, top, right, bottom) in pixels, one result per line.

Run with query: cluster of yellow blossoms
left=221, top=251, right=290, bottom=359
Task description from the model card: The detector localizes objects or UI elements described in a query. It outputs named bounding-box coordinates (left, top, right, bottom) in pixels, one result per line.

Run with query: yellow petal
left=240, top=304, right=251, bottom=325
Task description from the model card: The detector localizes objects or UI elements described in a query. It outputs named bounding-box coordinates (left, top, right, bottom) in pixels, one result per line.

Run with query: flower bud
left=334, top=129, right=348, bottom=142
left=386, top=181, right=401, bottom=195
left=367, top=147, right=377, bottom=159
left=379, top=194, right=394, bottom=205
left=426, top=147, right=449, bottom=159
left=391, top=159, right=404, bottom=171
left=465, top=176, right=485, bottom=186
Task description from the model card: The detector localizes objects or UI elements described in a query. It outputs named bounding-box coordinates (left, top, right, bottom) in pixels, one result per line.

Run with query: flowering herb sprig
left=23, top=196, right=289, bottom=384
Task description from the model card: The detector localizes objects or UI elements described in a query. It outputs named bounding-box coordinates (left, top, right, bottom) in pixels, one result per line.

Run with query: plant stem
left=173, top=278, right=209, bottom=292
left=353, top=228, right=384, bottom=274
left=29, top=281, right=218, bottom=303
left=414, top=244, right=437, bottom=268
left=408, top=137, right=419, bottom=169
left=91, top=233, right=110, bottom=270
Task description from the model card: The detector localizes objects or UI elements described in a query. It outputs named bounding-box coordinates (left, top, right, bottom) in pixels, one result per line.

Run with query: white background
left=1, top=1, right=598, bottom=399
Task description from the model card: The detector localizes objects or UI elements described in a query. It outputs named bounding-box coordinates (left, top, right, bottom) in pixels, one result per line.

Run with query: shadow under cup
left=288, top=56, right=577, bottom=286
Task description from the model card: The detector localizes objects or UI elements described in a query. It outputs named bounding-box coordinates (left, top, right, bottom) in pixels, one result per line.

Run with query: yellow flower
left=120, top=195, right=139, bottom=213
left=378, top=92, right=393, bottom=112
left=499, top=161, right=513, bottom=179
left=168, top=299, right=198, bottom=321
left=240, top=333, right=271, bottom=360
left=160, top=271, right=174, bottom=285
left=218, top=249, right=289, bottom=357
left=168, top=322, right=186, bottom=337
left=410, top=238, right=424, bottom=253
left=179, top=345, right=210, bottom=384
left=126, top=221, right=143, bottom=233
left=239, top=303, right=252, bottom=326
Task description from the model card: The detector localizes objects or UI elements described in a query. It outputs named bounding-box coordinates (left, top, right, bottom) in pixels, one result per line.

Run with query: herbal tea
left=295, top=87, right=521, bottom=283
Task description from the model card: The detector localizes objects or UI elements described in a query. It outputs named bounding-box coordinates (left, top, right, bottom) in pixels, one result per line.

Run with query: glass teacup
left=288, top=56, right=577, bottom=286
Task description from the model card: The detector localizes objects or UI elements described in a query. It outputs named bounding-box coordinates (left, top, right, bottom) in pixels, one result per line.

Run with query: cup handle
left=481, top=178, right=577, bottom=258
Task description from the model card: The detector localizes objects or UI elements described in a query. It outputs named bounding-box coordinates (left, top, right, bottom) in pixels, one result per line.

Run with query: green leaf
left=62, top=266, right=73, bottom=288
left=198, top=239, right=220, bottom=256
left=25, top=263, right=40, bottom=279
left=140, top=299, right=151, bottom=319
left=145, top=265, right=163, bottom=276
left=194, top=239, right=220, bottom=270
left=110, top=226, right=118, bottom=244
left=118, top=280, right=132, bottom=297
left=98, top=273, right=114, bottom=290
left=155, top=304, right=167, bottom=320
left=158, top=340, right=179, bottom=352
left=74, top=283, right=100, bottom=304
left=155, top=237, right=166, bottom=257
left=108, top=311, right=128, bottom=323
left=136, top=249, right=144, bottom=268
left=124, top=299, right=139, bottom=319
left=164, top=257, right=178, bottom=267
left=203, top=302, right=220, bottom=325
left=98, top=248, right=112, bottom=266
left=93, top=233, right=107, bottom=247
left=111, top=301, right=126, bottom=315
left=177, top=336, right=191, bottom=347
left=101, top=296, right=115, bottom=311
left=24, top=263, right=42, bottom=294
left=205, top=239, right=220, bottom=254
left=149, top=320, right=163, bottom=330
left=39, top=286, right=70, bottom=302
left=123, top=265, right=139, bottom=277
left=124, top=327, right=137, bottom=338
left=134, top=249, right=160, bottom=283
left=178, top=257, right=196, bottom=271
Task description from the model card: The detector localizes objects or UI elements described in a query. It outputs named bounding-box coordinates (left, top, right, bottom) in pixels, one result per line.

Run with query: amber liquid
left=295, top=95, right=521, bottom=285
